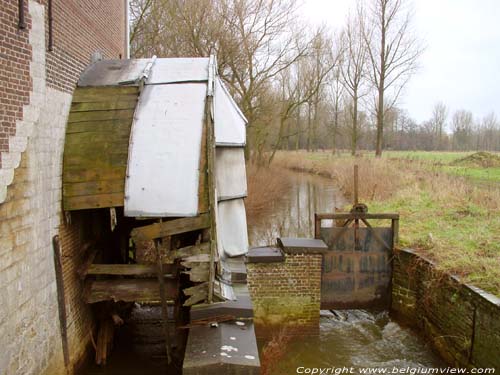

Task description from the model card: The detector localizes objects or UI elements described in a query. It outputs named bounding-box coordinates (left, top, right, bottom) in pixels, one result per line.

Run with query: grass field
left=272, top=150, right=500, bottom=296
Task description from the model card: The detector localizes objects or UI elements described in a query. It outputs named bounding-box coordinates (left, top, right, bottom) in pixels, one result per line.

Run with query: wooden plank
left=87, top=264, right=176, bottom=276
left=65, top=130, right=130, bottom=146
left=66, top=118, right=133, bottom=134
left=316, top=213, right=400, bottom=220
left=71, top=100, right=137, bottom=112
left=131, top=214, right=210, bottom=242
left=183, top=282, right=208, bottom=306
left=63, top=150, right=129, bottom=168
left=85, top=279, right=177, bottom=304
left=166, top=242, right=210, bottom=262
left=72, top=86, right=138, bottom=102
left=182, top=263, right=209, bottom=283
left=64, top=192, right=123, bottom=211
left=63, top=179, right=124, bottom=198
left=67, top=109, right=135, bottom=123
left=63, top=167, right=127, bottom=184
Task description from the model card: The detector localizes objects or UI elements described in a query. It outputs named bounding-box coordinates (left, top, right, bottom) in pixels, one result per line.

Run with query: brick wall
left=0, top=1, right=127, bottom=374
left=392, top=248, right=500, bottom=369
left=246, top=253, right=322, bottom=338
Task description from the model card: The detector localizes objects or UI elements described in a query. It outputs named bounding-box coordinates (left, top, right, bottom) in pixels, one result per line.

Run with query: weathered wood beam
left=87, top=264, right=175, bottom=277
left=316, top=212, right=400, bottom=220
left=84, top=279, right=177, bottom=304
left=77, top=245, right=98, bottom=280
left=183, top=282, right=208, bottom=306
left=131, top=214, right=210, bottom=242
left=165, top=242, right=210, bottom=262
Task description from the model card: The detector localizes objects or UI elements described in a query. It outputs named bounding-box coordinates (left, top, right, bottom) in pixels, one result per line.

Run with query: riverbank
left=269, top=150, right=500, bottom=297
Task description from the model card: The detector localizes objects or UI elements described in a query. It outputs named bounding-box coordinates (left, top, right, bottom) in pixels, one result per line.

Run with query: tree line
left=129, top=0, right=500, bottom=160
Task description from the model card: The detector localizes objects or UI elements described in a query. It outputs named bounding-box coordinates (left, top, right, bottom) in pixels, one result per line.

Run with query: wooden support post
left=392, top=218, right=399, bottom=248
left=154, top=235, right=172, bottom=364
left=314, top=214, right=321, bottom=239
left=353, top=164, right=359, bottom=205
left=205, top=68, right=217, bottom=304
left=52, top=236, right=70, bottom=370
left=353, top=165, right=360, bottom=249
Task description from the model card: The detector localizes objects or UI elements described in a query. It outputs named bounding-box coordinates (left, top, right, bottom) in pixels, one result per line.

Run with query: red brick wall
left=46, top=0, right=126, bottom=92
left=247, top=253, right=322, bottom=338
left=0, top=0, right=32, bottom=168
left=0, top=0, right=126, bottom=167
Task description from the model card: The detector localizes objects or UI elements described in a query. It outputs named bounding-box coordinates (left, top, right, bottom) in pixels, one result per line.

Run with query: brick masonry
left=0, top=1, right=126, bottom=374
left=392, top=248, right=500, bottom=369
left=246, top=253, right=322, bottom=338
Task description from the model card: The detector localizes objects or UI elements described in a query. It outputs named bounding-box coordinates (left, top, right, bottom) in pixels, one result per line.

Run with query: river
left=250, top=172, right=445, bottom=373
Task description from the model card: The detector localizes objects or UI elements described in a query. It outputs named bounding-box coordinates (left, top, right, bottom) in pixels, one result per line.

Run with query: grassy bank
left=272, top=150, right=500, bottom=296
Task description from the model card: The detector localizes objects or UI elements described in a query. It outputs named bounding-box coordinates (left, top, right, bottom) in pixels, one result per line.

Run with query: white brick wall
left=0, top=2, right=74, bottom=374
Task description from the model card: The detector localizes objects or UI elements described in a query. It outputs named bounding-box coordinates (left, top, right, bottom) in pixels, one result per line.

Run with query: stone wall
left=392, top=248, right=500, bottom=369
left=246, top=253, right=322, bottom=338
left=0, top=1, right=127, bottom=374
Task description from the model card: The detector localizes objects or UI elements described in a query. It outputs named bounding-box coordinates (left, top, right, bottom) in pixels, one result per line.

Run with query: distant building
left=0, top=1, right=128, bottom=374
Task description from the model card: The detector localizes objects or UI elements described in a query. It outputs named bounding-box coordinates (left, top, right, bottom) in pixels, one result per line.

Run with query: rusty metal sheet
left=216, top=199, right=249, bottom=258
left=78, top=59, right=150, bottom=86
left=319, top=227, right=393, bottom=309
left=124, top=83, right=206, bottom=217
left=214, top=78, right=247, bottom=146
left=215, top=147, right=247, bottom=201
left=147, top=57, right=210, bottom=84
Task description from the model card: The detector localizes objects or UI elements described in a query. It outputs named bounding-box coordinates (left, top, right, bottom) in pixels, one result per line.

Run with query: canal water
left=249, top=172, right=445, bottom=373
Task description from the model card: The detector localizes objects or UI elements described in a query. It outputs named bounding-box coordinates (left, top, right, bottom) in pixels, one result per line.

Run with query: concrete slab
left=183, top=320, right=260, bottom=375
left=246, top=246, right=284, bottom=263
left=277, top=237, right=328, bottom=254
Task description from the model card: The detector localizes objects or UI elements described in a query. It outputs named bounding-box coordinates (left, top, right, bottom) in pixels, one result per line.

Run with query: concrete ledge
left=183, top=320, right=260, bottom=375
left=277, top=237, right=328, bottom=254
left=246, top=246, right=284, bottom=263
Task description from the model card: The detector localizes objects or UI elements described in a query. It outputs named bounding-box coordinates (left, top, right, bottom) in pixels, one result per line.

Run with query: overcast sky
left=301, top=0, right=500, bottom=124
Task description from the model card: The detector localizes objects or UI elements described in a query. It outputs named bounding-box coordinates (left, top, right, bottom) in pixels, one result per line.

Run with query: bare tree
left=268, top=29, right=338, bottom=163
left=326, top=65, right=344, bottom=154
left=340, top=11, right=369, bottom=156
left=362, top=0, right=424, bottom=156
left=429, top=102, right=448, bottom=149
left=452, top=110, right=474, bottom=151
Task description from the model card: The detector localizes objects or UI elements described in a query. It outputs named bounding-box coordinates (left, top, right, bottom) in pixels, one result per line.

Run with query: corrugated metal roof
left=124, top=83, right=207, bottom=217
left=78, top=59, right=150, bottom=86
left=147, top=58, right=210, bottom=84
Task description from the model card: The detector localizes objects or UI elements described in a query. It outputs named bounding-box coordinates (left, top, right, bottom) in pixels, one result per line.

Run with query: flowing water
left=250, top=172, right=446, bottom=372
left=83, top=172, right=445, bottom=374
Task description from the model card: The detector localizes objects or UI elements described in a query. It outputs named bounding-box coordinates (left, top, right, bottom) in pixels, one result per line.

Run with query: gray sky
left=302, top=0, right=500, bottom=124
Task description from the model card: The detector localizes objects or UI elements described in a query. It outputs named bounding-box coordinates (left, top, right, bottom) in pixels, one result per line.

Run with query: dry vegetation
left=245, top=163, right=292, bottom=226
left=271, top=150, right=500, bottom=296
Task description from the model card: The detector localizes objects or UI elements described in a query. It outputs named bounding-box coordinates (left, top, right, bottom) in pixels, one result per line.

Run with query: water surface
left=250, top=172, right=445, bottom=372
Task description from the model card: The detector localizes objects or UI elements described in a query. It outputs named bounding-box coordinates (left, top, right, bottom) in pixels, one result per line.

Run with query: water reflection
left=248, top=172, right=347, bottom=246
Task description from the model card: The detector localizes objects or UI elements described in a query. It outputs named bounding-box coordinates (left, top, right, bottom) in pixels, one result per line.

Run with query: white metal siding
left=124, top=83, right=206, bottom=217
left=214, top=78, right=247, bottom=146
left=215, top=147, right=247, bottom=201
left=216, top=198, right=249, bottom=258
left=147, top=58, right=209, bottom=84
